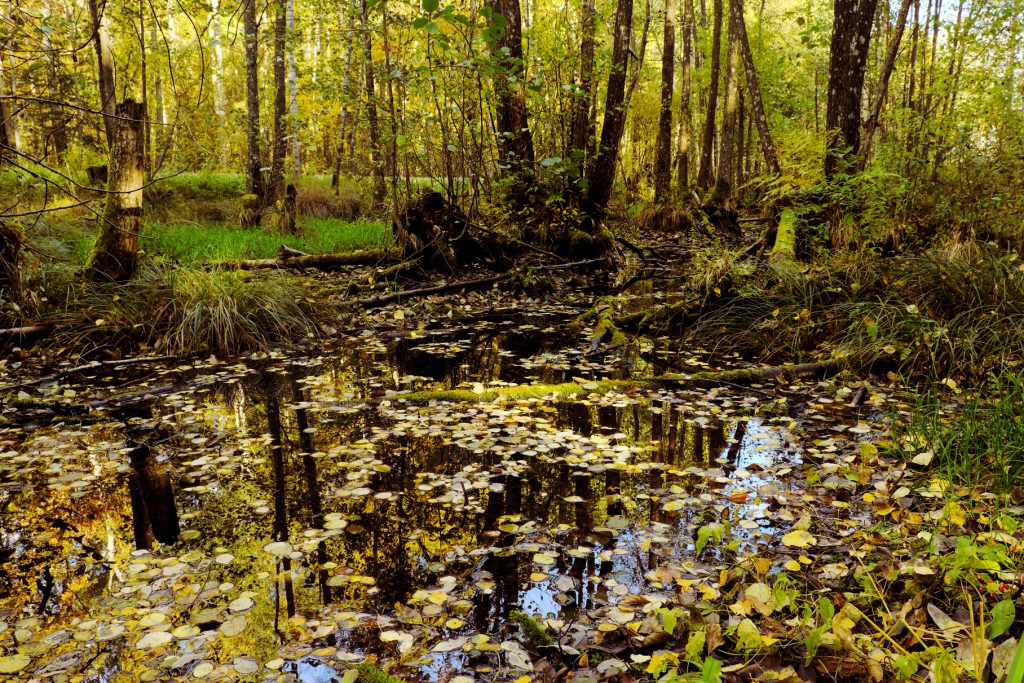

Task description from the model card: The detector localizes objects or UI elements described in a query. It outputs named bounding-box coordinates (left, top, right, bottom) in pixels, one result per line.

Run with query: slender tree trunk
left=718, top=1, right=741, bottom=194
left=486, top=0, right=536, bottom=181
left=583, top=0, right=634, bottom=221
left=287, top=0, right=300, bottom=179
left=210, top=0, right=228, bottom=167
left=695, top=0, right=723, bottom=189
left=87, top=0, right=117, bottom=149
left=0, top=43, right=15, bottom=164
left=87, top=100, right=146, bottom=282
left=139, top=0, right=150, bottom=175
left=332, top=1, right=356, bottom=190
left=676, top=0, right=695, bottom=189
left=361, top=0, right=386, bottom=206
left=270, top=0, right=288, bottom=201
left=243, top=0, right=265, bottom=199
left=860, top=0, right=913, bottom=165
left=733, top=0, right=780, bottom=175
left=824, top=0, right=880, bottom=178
left=653, top=0, right=676, bottom=200
left=568, top=0, right=597, bottom=176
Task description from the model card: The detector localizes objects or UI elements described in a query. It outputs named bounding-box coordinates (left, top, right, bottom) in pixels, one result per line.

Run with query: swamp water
left=0, top=315, right=879, bottom=681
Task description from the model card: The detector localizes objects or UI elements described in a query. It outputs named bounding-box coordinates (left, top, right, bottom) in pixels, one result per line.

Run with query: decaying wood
left=212, top=247, right=399, bottom=270
left=277, top=245, right=310, bottom=259
left=349, top=258, right=604, bottom=309
left=392, top=360, right=845, bottom=402
left=0, top=324, right=51, bottom=341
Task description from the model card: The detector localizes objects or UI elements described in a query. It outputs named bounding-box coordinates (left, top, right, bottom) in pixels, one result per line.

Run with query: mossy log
left=86, top=99, right=146, bottom=282
left=770, top=209, right=798, bottom=263
left=212, top=247, right=400, bottom=271
left=391, top=360, right=844, bottom=403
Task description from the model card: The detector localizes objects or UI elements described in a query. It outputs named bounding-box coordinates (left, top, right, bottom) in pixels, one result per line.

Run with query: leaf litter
left=0, top=293, right=1022, bottom=682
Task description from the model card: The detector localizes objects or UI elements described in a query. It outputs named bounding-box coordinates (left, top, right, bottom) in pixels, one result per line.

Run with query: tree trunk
left=676, top=0, right=695, bottom=189
left=695, top=0, right=723, bottom=189
left=270, top=0, right=288, bottom=201
left=733, top=0, right=780, bottom=175
left=824, top=0, right=880, bottom=178
left=128, top=441, right=180, bottom=550
left=361, top=0, right=386, bottom=206
left=87, top=100, right=146, bottom=282
left=264, top=380, right=296, bottom=619
left=332, top=2, right=356, bottom=190
left=243, top=0, right=265, bottom=200
left=718, top=2, right=741, bottom=195
left=653, top=0, right=676, bottom=200
left=583, top=0, right=634, bottom=222
left=0, top=54, right=14, bottom=164
left=568, top=0, right=597, bottom=182
left=486, top=0, right=536, bottom=180
left=87, top=0, right=117, bottom=149
left=288, top=0, right=300, bottom=179
left=210, top=0, right=228, bottom=166
left=860, top=0, right=912, bottom=166
left=0, top=222, right=21, bottom=302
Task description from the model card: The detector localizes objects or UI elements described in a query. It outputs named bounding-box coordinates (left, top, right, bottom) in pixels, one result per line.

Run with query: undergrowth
left=893, top=370, right=1024, bottom=494
left=39, top=260, right=321, bottom=356
left=688, top=247, right=1024, bottom=380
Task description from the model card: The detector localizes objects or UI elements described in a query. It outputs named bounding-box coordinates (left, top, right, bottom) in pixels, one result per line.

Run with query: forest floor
left=1, top=182, right=1023, bottom=682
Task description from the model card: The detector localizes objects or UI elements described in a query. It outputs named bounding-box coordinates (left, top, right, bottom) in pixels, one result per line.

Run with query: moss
left=591, top=296, right=626, bottom=347
left=511, top=610, right=554, bottom=648
left=356, top=661, right=404, bottom=683
left=238, top=194, right=262, bottom=228
left=394, top=380, right=637, bottom=403
left=771, top=209, right=798, bottom=263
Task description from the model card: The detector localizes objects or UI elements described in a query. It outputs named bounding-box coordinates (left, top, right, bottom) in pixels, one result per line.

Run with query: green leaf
left=695, top=523, right=723, bottom=556
left=893, top=655, right=917, bottom=680
left=685, top=629, right=705, bottom=662
left=421, top=0, right=439, bottom=11
left=540, top=156, right=562, bottom=168
left=1007, top=634, right=1024, bottom=683
left=701, top=656, right=723, bottom=683
left=412, top=16, right=429, bottom=28
left=661, top=609, right=678, bottom=636
left=989, top=599, right=1016, bottom=639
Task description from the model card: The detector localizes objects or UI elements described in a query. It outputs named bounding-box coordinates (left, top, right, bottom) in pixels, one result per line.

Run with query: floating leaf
left=262, top=541, right=293, bottom=557
left=135, top=631, right=174, bottom=650
left=781, top=529, right=816, bottom=548
left=0, top=655, right=30, bottom=674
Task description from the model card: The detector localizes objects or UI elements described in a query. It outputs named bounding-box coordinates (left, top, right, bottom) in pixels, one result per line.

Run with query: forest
left=2, top=0, right=1024, bottom=679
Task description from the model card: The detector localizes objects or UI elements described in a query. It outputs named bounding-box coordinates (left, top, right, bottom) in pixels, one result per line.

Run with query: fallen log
left=348, top=258, right=604, bottom=310
left=0, top=324, right=51, bottom=341
left=211, top=247, right=400, bottom=271
left=391, top=360, right=844, bottom=403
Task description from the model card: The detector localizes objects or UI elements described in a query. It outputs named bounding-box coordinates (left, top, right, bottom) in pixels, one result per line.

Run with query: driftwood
left=212, top=247, right=399, bottom=271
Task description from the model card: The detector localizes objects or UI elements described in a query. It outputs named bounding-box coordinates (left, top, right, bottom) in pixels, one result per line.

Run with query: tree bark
left=287, top=0, right=300, bottom=179
left=87, top=100, right=146, bottom=282
left=676, top=0, right=695, bottom=188
left=270, top=0, right=288, bottom=201
left=653, top=0, right=676, bottom=200
left=87, top=0, right=117, bottom=149
left=695, top=0, right=723, bottom=189
left=243, top=0, right=265, bottom=199
left=210, top=0, right=228, bottom=166
left=824, top=0, right=880, bottom=178
left=486, top=0, right=536, bottom=180
left=718, top=2, right=742, bottom=194
left=583, top=0, right=635, bottom=222
left=360, top=0, right=387, bottom=206
left=733, top=0, right=780, bottom=175
left=568, top=0, right=597, bottom=179
left=332, top=2, right=356, bottom=190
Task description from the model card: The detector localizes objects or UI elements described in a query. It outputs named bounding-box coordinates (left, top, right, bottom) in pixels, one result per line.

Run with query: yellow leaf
left=781, top=529, right=816, bottom=548
left=784, top=560, right=801, bottom=571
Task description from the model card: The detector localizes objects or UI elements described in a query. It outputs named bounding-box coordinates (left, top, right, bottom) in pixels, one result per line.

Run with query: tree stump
left=239, top=193, right=262, bottom=228
left=86, top=100, right=146, bottom=282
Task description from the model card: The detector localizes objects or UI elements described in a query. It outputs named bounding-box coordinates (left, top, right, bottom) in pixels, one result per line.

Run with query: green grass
left=145, top=218, right=392, bottom=261
left=894, top=370, right=1024, bottom=493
